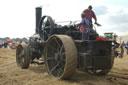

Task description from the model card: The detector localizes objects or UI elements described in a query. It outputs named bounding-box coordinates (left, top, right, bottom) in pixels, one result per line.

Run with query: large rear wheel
left=87, top=48, right=115, bottom=75
left=44, top=35, right=78, bottom=79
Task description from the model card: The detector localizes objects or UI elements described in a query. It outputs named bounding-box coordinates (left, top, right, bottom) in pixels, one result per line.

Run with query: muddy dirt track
left=0, top=48, right=128, bottom=85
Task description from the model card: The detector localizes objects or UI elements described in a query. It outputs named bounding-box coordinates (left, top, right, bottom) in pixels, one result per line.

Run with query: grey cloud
left=111, top=24, right=128, bottom=32
left=98, top=22, right=128, bottom=35
left=93, top=5, right=128, bottom=35
left=108, top=14, right=128, bottom=24
left=105, top=9, right=128, bottom=34
left=94, top=5, right=108, bottom=16
left=102, top=23, right=128, bottom=35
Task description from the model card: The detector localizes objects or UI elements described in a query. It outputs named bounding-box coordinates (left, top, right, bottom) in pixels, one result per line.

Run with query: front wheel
left=16, top=43, right=30, bottom=69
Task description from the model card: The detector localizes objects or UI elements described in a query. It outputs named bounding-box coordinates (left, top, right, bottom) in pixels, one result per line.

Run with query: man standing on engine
left=82, top=5, right=100, bottom=28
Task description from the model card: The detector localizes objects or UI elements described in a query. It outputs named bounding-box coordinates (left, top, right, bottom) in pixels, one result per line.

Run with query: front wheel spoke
left=20, top=57, right=24, bottom=65
left=51, top=63, right=59, bottom=72
left=19, top=50, right=24, bottom=58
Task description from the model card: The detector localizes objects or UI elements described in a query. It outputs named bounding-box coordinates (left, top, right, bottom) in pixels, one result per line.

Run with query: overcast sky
left=0, top=0, right=128, bottom=38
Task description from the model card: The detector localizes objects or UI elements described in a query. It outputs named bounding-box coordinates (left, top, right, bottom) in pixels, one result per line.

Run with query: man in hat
left=82, top=5, right=100, bottom=28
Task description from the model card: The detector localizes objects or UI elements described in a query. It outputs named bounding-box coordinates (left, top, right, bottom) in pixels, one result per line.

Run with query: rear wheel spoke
left=57, top=68, right=63, bottom=77
left=47, top=57, right=55, bottom=60
left=48, top=44, right=57, bottom=52
left=51, top=63, right=59, bottom=72
left=54, top=38, right=61, bottom=48
left=47, top=57, right=55, bottom=62
left=61, top=52, right=65, bottom=56
left=60, top=45, right=64, bottom=53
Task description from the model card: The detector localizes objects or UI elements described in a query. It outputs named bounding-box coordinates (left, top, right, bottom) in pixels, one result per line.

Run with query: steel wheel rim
left=45, top=36, right=66, bottom=77
left=16, top=45, right=25, bottom=67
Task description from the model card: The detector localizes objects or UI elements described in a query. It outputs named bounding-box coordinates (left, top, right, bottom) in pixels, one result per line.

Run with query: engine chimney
left=36, top=7, right=42, bottom=33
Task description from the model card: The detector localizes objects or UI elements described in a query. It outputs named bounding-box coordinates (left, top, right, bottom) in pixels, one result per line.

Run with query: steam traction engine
left=16, top=7, right=115, bottom=79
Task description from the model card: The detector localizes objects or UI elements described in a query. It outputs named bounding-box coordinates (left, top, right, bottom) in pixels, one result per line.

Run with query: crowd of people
left=0, top=41, right=8, bottom=48
left=0, top=40, right=28, bottom=49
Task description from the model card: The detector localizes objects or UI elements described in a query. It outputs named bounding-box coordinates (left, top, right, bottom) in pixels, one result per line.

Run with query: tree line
left=0, top=37, right=28, bottom=42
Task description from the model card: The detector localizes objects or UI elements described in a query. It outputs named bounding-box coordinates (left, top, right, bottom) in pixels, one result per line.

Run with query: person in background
left=15, top=40, right=19, bottom=48
left=25, top=40, right=29, bottom=44
left=119, top=41, right=125, bottom=58
left=125, top=41, right=128, bottom=55
left=0, top=41, right=3, bottom=48
left=4, top=41, right=8, bottom=48
left=9, top=42, right=13, bottom=49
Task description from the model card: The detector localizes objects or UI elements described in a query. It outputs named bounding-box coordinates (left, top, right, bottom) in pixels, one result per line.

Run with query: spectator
left=3, top=41, right=8, bottom=48
left=125, top=41, right=128, bottom=55
left=9, top=42, right=13, bottom=49
left=0, top=41, right=3, bottom=48
left=15, top=41, right=19, bottom=48
left=119, top=41, right=125, bottom=58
